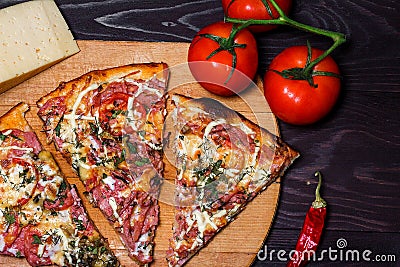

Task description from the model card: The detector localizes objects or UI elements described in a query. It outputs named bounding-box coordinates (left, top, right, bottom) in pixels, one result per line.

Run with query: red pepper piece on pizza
left=165, top=95, right=299, bottom=266
left=37, top=63, right=169, bottom=264
left=0, top=103, right=120, bottom=267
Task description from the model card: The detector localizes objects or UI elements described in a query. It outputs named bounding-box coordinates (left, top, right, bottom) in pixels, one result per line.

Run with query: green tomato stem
left=225, top=0, right=346, bottom=74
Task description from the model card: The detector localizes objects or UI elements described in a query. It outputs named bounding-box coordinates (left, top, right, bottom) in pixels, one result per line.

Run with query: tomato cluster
left=187, top=0, right=343, bottom=125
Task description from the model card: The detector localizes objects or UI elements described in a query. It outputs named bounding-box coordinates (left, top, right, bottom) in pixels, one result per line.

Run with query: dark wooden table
left=2, top=0, right=399, bottom=266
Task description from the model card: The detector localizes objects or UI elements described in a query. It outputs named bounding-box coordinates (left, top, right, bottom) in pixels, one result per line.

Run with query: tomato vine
left=224, top=0, right=346, bottom=84
left=198, top=25, right=247, bottom=83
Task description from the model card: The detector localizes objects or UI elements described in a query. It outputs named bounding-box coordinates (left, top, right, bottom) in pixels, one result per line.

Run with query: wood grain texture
left=0, top=41, right=282, bottom=267
left=1, top=0, right=399, bottom=266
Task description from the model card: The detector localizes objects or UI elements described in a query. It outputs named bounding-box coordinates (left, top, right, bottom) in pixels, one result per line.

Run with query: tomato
left=99, top=92, right=129, bottom=122
left=188, top=21, right=258, bottom=96
left=222, top=0, right=292, bottom=32
left=98, top=92, right=130, bottom=136
left=263, top=46, right=341, bottom=125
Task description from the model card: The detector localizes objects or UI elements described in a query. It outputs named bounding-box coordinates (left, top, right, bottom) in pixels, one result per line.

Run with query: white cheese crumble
left=108, top=197, right=123, bottom=225
left=0, top=146, right=34, bottom=152
left=102, top=175, right=116, bottom=190
left=192, top=209, right=218, bottom=238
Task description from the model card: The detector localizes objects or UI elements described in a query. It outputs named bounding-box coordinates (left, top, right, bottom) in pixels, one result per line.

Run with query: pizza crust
left=0, top=102, right=30, bottom=132
left=37, top=62, right=168, bottom=109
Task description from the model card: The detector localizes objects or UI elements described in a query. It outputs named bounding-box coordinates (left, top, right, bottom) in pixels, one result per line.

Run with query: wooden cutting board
left=0, top=41, right=280, bottom=267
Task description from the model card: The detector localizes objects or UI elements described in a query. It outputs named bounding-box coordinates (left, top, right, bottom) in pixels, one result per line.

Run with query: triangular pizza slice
left=166, top=95, right=299, bottom=266
left=0, top=103, right=119, bottom=266
left=36, top=63, right=168, bottom=265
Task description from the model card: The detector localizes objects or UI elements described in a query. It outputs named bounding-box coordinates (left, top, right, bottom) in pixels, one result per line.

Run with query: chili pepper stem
left=312, top=171, right=327, bottom=209
left=287, top=172, right=327, bottom=267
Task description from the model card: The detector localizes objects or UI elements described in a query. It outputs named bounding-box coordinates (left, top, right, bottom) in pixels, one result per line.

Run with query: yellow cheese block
left=0, top=0, right=80, bottom=94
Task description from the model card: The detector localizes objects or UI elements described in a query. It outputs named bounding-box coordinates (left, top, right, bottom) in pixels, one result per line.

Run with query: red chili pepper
left=287, top=171, right=327, bottom=267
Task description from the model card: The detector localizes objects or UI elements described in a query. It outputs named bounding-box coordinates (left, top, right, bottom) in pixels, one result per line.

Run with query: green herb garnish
left=32, top=235, right=43, bottom=245
left=126, top=141, right=137, bottom=154
left=134, top=157, right=151, bottom=167
left=0, top=132, right=6, bottom=141
left=4, top=212, right=16, bottom=225
left=110, top=109, right=124, bottom=119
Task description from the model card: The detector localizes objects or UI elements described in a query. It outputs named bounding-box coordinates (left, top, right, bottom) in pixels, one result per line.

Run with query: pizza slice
left=36, top=63, right=168, bottom=264
left=165, top=95, right=299, bottom=266
left=0, top=103, right=119, bottom=267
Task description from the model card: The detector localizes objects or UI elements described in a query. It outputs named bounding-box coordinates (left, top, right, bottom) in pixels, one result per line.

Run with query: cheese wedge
left=0, top=0, right=79, bottom=94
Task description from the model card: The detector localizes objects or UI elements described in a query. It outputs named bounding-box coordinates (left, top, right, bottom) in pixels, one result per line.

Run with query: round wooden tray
left=0, top=41, right=280, bottom=267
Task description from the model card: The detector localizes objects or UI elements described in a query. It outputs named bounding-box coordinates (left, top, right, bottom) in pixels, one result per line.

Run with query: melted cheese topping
left=0, top=146, right=34, bottom=152
left=126, top=80, right=164, bottom=150
left=102, top=175, right=115, bottom=190
left=134, top=231, right=153, bottom=259
left=192, top=209, right=218, bottom=238
left=231, top=122, right=255, bottom=135
left=179, top=134, right=203, bottom=161
left=19, top=199, right=43, bottom=225
left=63, top=114, right=96, bottom=121
left=40, top=162, right=57, bottom=176
left=64, top=82, right=99, bottom=130
left=0, top=162, right=37, bottom=207
left=125, top=78, right=164, bottom=98
left=0, top=131, right=119, bottom=266
left=36, top=227, right=71, bottom=266
left=203, top=119, right=226, bottom=138
left=171, top=103, right=268, bottom=258
left=43, top=76, right=166, bottom=264
left=109, top=197, right=123, bottom=225
left=0, top=234, right=5, bottom=252
left=60, top=83, right=102, bottom=172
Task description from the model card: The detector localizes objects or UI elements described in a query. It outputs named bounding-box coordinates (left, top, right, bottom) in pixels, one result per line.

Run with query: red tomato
left=98, top=92, right=130, bottom=136
left=188, top=22, right=258, bottom=96
left=222, top=0, right=292, bottom=32
left=99, top=92, right=129, bottom=122
left=264, top=46, right=341, bottom=125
